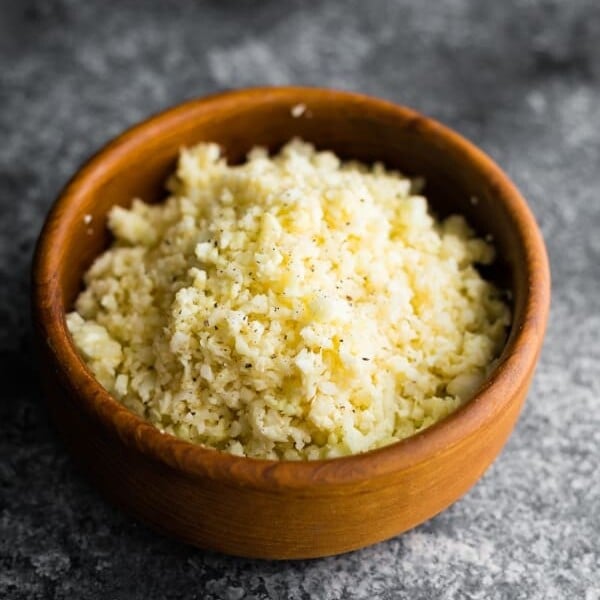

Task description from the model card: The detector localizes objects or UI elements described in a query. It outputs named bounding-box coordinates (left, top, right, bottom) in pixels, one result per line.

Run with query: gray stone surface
left=1, top=0, right=599, bottom=598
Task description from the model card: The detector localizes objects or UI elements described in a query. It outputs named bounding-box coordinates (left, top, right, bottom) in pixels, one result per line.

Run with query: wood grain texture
left=31, top=87, right=550, bottom=559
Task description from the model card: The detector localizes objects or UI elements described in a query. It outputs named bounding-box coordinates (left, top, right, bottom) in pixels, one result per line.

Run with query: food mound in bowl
left=67, top=140, right=510, bottom=460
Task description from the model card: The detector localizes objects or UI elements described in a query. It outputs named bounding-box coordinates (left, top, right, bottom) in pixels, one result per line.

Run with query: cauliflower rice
left=67, top=140, right=510, bottom=460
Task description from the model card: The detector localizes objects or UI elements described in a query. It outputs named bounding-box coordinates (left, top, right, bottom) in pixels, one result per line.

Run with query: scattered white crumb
left=291, top=103, right=307, bottom=118
left=84, top=214, right=93, bottom=225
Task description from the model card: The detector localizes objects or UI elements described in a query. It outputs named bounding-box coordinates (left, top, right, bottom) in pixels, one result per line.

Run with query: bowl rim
left=32, top=86, right=550, bottom=490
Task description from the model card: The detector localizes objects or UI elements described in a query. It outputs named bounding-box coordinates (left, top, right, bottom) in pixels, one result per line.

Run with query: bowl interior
left=60, top=90, right=526, bottom=368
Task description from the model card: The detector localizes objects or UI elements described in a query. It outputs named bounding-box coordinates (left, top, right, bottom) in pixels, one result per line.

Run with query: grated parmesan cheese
left=67, top=140, right=510, bottom=460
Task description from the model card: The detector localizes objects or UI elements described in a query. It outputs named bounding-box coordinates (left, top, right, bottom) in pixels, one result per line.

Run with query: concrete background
left=1, top=1, right=599, bottom=598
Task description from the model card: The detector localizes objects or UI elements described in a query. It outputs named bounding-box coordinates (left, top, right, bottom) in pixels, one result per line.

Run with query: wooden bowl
left=32, top=87, right=550, bottom=559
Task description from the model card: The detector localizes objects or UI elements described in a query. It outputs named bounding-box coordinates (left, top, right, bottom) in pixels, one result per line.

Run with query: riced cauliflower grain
left=67, top=140, right=510, bottom=460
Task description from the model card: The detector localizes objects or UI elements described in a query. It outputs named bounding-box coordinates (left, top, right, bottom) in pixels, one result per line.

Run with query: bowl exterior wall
left=37, top=338, right=533, bottom=559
